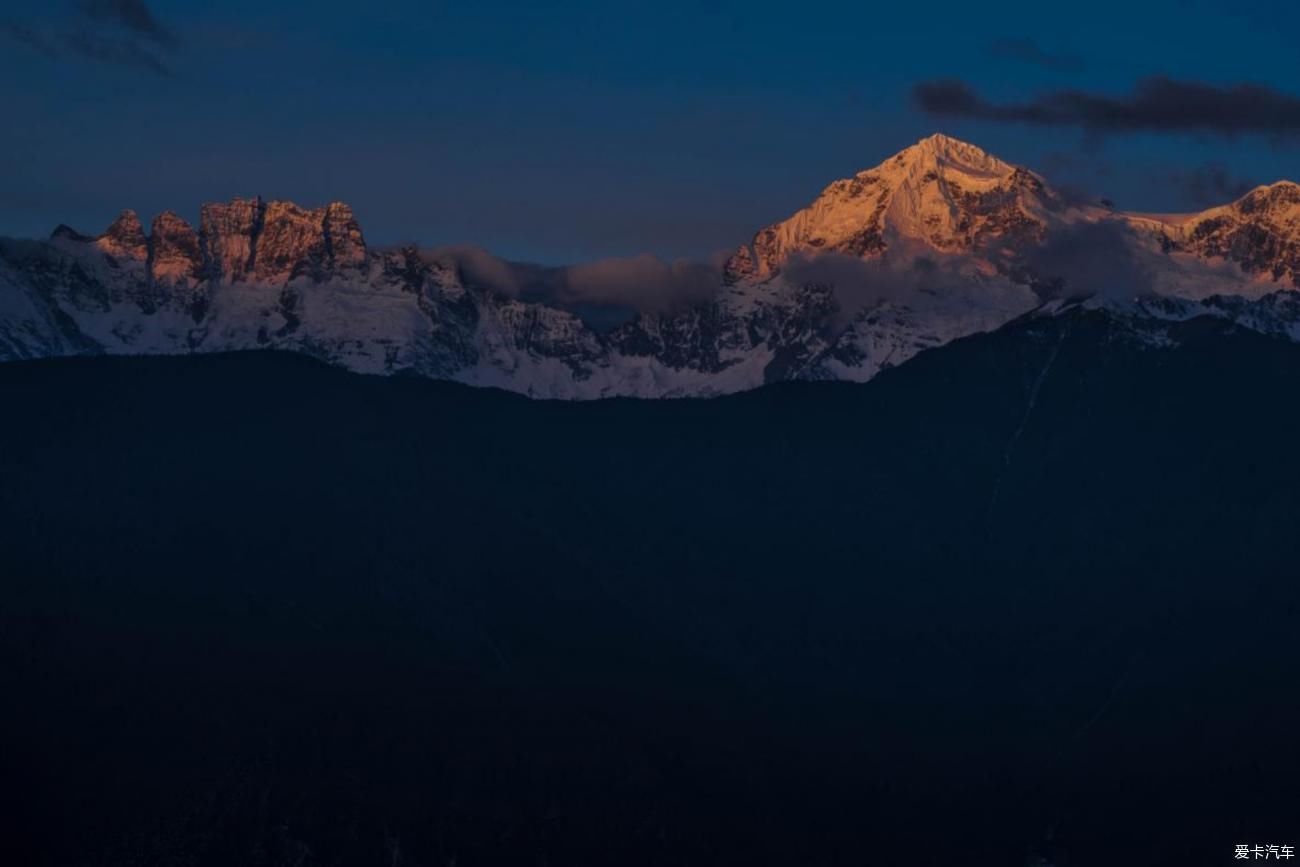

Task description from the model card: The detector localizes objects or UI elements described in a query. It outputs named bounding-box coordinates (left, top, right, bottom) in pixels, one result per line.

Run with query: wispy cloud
left=913, top=77, right=1300, bottom=137
left=422, top=246, right=724, bottom=320
left=1169, top=163, right=1257, bottom=208
left=2, top=0, right=176, bottom=76
left=1020, top=221, right=1156, bottom=301
left=987, top=38, right=1084, bottom=73
left=79, top=0, right=173, bottom=44
left=2, top=20, right=59, bottom=56
left=62, top=29, right=172, bottom=75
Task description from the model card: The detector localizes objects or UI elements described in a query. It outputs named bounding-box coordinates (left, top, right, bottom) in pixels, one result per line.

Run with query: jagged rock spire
left=324, top=202, right=367, bottom=270
left=96, top=209, right=148, bottom=262
left=149, top=211, right=202, bottom=284
left=48, top=198, right=368, bottom=285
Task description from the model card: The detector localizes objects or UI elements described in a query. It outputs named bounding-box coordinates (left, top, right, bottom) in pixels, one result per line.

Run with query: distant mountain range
left=4, top=133, right=1300, bottom=397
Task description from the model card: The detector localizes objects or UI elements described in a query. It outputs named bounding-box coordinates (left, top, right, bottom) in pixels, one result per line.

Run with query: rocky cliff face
left=251, top=200, right=369, bottom=284
left=149, top=211, right=203, bottom=286
left=5, top=135, right=1300, bottom=398
left=324, top=202, right=367, bottom=271
left=199, top=198, right=262, bottom=283
left=191, top=197, right=369, bottom=285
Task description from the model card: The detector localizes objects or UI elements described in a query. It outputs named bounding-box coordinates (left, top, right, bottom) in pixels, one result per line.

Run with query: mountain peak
left=1233, top=180, right=1300, bottom=215
left=1148, top=179, right=1300, bottom=288
left=888, top=133, right=1012, bottom=178
left=96, top=209, right=149, bottom=262
left=150, top=210, right=202, bottom=286
left=723, top=135, right=1051, bottom=283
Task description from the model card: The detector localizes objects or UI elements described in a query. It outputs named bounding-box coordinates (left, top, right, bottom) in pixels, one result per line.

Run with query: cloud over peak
left=913, top=77, right=1300, bottom=137
left=421, top=246, right=724, bottom=324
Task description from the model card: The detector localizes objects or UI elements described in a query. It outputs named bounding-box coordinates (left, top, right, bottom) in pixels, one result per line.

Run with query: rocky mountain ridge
left=1128, top=181, right=1300, bottom=288
left=61, top=197, right=368, bottom=285
left=4, top=134, right=1300, bottom=397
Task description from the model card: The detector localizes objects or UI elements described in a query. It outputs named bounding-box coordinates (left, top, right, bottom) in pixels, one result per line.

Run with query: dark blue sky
left=3, top=0, right=1299, bottom=263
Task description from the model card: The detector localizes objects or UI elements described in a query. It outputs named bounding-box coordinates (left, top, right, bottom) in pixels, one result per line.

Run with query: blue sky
left=2, top=0, right=1299, bottom=262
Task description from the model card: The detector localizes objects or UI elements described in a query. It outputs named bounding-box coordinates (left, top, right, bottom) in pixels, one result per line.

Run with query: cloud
left=561, top=254, right=720, bottom=313
left=1021, top=222, right=1156, bottom=302
left=776, top=225, right=1156, bottom=310
left=420, top=246, right=724, bottom=322
left=781, top=252, right=917, bottom=305
left=987, top=38, right=1084, bottom=73
left=778, top=247, right=1015, bottom=331
left=428, top=225, right=1162, bottom=330
left=913, top=77, right=1300, bottom=137
left=424, top=245, right=526, bottom=296
left=1170, top=163, right=1256, bottom=208
left=79, top=0, right=172, bottom=43
left=1, top=20, right=59, bottom=57
left=1, top=0, right=175, bottom=76
left=62, top=30, right=172, bottom=75
left=782, top=252, right=922, bottom=326
left=1184, top=0, right=1295, bottom=30
left=768, top=222, right=1161, bottom=321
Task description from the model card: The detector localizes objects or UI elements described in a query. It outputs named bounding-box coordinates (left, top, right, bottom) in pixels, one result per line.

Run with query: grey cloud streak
left=913, top=77, right=1300, bottom=137
left=2, top=0, right=176, bottom=76
left=987, top=38, right=1085, bottom=73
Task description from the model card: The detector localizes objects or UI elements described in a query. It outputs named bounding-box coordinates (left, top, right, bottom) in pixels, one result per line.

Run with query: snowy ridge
left=1124, top=182, right=1300, bottom=294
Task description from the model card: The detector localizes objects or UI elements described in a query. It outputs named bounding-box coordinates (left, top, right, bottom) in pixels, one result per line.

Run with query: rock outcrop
left=96, top=210, right=149, bottom=263
left=254, top=201, right=332, bottom=283
left=324, top=202, right=367, bottom=270
left=149, top=211, right=203, bottom=285
left=200, top=197, right=263, bottom=283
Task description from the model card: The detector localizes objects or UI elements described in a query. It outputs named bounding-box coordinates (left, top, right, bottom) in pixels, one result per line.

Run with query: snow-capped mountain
left=4, top=133, right=1300, bottom=398
left=721, top=133, right=1067, bottom=282
left=1126, top=181, right=1300, bottom=296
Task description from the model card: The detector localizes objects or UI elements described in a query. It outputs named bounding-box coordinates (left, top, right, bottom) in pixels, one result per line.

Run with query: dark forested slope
left=2, top=309, right=1298, bottom=866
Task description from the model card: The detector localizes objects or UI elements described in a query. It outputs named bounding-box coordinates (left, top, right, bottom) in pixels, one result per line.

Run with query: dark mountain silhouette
left=2, top=307, right=1299, bottom=865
